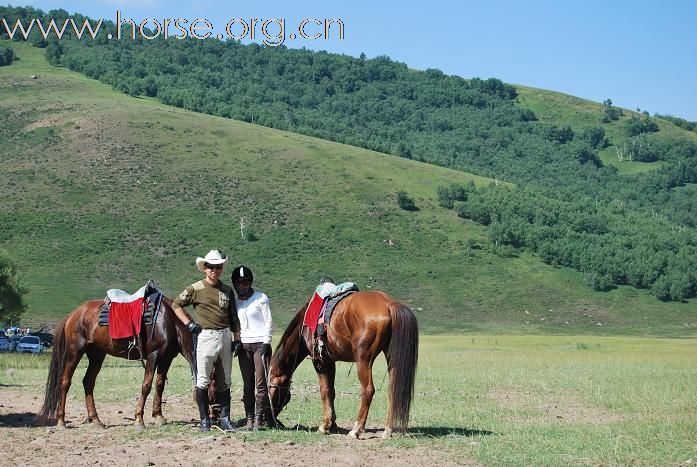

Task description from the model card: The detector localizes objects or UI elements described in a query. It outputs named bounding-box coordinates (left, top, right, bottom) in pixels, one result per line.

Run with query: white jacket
left=236, top=290, right=273, bottom=344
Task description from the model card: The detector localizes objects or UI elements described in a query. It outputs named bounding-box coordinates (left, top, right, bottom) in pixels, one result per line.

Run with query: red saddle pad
left=302, top=292, right=326, bottom=334
left=108, top=298, right=144, bottom=339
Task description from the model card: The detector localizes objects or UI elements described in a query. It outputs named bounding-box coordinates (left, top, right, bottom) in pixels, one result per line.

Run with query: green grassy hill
left=1, top=42, right=695, bottom=336
left=515, top=84, right=697, bottom=173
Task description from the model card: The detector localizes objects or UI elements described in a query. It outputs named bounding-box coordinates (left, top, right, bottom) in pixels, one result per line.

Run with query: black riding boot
left=253, top=396, right=275, bottom=431
left=218, top=389, right=236, bottom=432
left=243, top=396, right=255, bottom=430
left=195, top=387, right=211, bottom=432
left=253, top=403, right=267, bottom=431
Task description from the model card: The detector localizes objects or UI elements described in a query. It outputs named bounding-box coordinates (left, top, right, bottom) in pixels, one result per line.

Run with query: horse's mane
left=277, top=302, right=308, bottom=348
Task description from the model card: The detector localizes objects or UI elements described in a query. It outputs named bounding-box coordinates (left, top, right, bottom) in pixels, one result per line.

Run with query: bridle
left=265, top=367, right=292, bottom=429
left=266, top=324, right=303, bottom=418
left=267, top=373, right=292, bottom=410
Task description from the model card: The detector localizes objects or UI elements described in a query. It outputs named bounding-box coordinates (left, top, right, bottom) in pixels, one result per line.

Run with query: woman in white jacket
left=231, top=265, right=275, bottom=430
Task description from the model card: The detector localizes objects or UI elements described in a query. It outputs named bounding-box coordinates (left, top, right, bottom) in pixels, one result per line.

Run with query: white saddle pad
left=106, top=284, right=149, bottom=303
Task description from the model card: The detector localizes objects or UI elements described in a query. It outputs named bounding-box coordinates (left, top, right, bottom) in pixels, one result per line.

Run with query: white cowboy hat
left=195, top=250, right=229, bottom=273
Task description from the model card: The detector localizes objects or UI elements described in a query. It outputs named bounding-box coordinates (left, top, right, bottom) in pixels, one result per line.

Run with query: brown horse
left=268, top=290, right=418, bottom=439
left=39, top=297, right=195, bottom=430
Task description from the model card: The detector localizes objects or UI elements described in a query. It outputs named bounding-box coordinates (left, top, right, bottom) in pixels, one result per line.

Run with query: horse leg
left=348, top=360, right=375, bottom=439
left=134, top=353, right=157, bottom=431
left=152, top=355, right=173, bottom=426
left=314, top=359, right=338, bottom=434
left=382, top=352, right=393, bottom=440
left=82, top=347, right=106, bottom=428
left=57, top=350, right=85, bottom=429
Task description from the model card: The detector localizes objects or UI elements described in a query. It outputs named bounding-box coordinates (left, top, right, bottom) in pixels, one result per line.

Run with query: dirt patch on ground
left=486, top=385, right=623, bottom=425
left=0, top=388, right=470, bottom=466
left=22, top=106, right=87, bottom=133
left=24, top=118, right=66, bottom=131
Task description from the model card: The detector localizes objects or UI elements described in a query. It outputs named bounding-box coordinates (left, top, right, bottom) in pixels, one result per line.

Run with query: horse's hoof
left=318, top=425, right=329, bottom=434
left=56, top=422, right=67, bottom=430
left=82, top=417, right=104, bottom=429
left=381, top=428, right=392, bottom=440
left=134, top=423, right=145, bottom=432
left=347, top=430, right=360, bottom=439
left=154, top=416, right=167, bottom=427
left=91, top=422, right=105, bottom=430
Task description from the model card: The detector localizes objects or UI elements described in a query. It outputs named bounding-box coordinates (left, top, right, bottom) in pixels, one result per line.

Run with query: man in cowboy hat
left=173, top=249, right=242, bottom=432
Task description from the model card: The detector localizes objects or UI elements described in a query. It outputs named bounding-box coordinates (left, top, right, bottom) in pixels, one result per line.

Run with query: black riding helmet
left=231, top=265, right=253, bottom=283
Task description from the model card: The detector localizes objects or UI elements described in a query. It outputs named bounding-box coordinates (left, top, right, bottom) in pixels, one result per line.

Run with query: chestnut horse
left=268, top=291, right=418, bottom=439
left=39, top=297, right=195, bottom=429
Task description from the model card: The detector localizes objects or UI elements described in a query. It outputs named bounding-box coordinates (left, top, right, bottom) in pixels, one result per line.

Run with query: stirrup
left=317, top=339, right=324, bottom=358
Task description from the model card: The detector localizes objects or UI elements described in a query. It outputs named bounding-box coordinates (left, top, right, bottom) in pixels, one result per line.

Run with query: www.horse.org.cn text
left=1, top=11, right=345, bottom=47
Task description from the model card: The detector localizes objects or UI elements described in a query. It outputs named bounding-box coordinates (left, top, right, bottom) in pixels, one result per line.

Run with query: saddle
left=302, top=282, right=359, bottom=359
left=98, top=280, right=163, bottom=341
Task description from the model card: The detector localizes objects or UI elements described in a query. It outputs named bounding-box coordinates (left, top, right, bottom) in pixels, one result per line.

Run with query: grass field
left=1, top=334, right=695, bottom=465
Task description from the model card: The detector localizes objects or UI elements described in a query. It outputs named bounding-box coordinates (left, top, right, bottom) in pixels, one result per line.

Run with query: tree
left=625, top=116, right=659, bottom=136
left=585, top=272, right=614, bottom=292
left=0, top=251, right=27, bottom=325
left=650, top=275, right=671, bottom=301
left=581, top=126, right=606, bottom=149
left=601, top=99, right=621, bottom=122
left=574, top=144, right=602, bottom=166
left=542, top=124, right=574, bottom=144
left=437, top=183, right=469, bottom=209
left=437, top=185, right=455, bottom=209
left=0, top=45, right=15, bottom=67
left=396, top=191, right=417, bottom=211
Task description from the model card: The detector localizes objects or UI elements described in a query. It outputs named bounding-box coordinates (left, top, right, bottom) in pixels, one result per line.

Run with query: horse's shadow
left=0, top=412, right=38, bottom=428
left=285, top=424, right=496, bottom=438
left=96, top=418, right=197, bottom=430
left=287, top=424, right=352, bottom=435
left=408, top=426, right=497, bottom=437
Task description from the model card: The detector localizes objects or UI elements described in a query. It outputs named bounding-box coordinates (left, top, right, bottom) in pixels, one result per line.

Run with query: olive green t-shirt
left=172, top=279, right=240, bottom=332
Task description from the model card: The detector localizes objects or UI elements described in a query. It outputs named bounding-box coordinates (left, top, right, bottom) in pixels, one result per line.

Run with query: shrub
left=396, top=191, right=416, bottom=211
left=0, top=45, right=15, bottom=67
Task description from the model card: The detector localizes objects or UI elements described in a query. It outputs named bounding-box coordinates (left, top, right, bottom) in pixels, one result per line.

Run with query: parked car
left=15, top=335, right=42, bottom=354
left=8, top=335, right=22, bottom=351
left=29, top=332, right=54, bottom=348
left=0, top=333, right=11, bottom=352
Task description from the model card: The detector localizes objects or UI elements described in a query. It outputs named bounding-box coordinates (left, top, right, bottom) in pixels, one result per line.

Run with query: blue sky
left=18, top=0, right=697, bottom=120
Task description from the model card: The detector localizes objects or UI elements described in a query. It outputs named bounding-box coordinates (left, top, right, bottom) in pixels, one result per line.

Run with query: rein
left=266, top=319, right=304, bottom=423
left=262, top=357, right=280, bottom=426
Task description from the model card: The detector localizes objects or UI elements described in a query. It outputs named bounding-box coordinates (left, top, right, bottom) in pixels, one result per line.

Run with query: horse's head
left=268, top=351, right=292, bottom=416
left=267, top=303, right=309, bottom=417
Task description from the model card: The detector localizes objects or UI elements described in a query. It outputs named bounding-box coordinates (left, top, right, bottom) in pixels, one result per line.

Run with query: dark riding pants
left=238, top=342, right=270, bottom=412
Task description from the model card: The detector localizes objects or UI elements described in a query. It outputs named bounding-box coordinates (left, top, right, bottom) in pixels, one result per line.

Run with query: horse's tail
left=386, top=301, right=419, bottom=432
left=39, top=316, right=68, bottom=424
